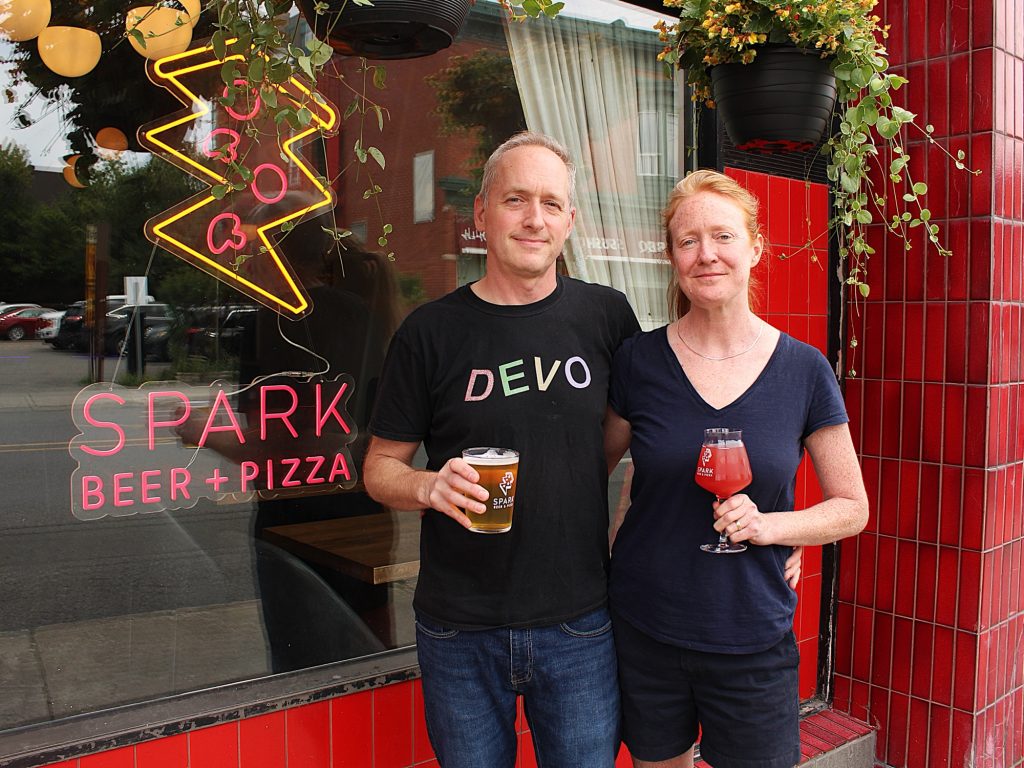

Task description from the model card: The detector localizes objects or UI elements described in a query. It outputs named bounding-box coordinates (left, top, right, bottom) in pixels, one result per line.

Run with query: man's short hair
left=479, top=131, right=577, bottom=209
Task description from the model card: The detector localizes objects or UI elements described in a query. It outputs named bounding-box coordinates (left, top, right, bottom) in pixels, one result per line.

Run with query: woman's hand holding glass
left=711, top=492, right=761, bottom=545
left=695, top=427, right=752, bottom=553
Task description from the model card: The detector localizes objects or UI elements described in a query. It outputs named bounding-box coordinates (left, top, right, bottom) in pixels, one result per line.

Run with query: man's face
left=473, top=145, right=575, bottom=283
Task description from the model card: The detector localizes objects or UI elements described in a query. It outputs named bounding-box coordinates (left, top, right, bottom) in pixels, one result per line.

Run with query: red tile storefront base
left=691, top=710, right=875, bottom=768
left=38, top=692, right=875, bottom=768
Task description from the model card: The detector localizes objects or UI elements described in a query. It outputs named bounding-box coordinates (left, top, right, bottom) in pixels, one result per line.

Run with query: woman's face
left=667, top=191, right=762, bottom=312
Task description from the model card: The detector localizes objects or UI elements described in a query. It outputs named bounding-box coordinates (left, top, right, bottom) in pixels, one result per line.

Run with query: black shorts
left=612, top=611, right=800, bottom=768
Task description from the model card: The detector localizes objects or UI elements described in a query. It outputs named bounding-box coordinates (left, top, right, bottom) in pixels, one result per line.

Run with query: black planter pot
left=709, top=45, right=837, bottom=154
left=295, top=0, right=471, bottom=60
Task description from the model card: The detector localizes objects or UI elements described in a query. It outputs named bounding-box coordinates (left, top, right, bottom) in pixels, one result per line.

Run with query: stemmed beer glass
left=694, top=428, right=752, bottom=554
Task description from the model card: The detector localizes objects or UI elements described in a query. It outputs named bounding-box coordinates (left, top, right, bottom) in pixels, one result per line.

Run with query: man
left=364, top=131, right=640, bottom=768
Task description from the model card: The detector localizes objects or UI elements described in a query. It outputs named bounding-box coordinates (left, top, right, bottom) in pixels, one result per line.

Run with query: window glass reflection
left=0, top=0, right=678, bottom=737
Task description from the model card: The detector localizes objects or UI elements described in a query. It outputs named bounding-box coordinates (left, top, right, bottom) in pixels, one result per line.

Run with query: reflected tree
left=2, top=0, right=201, bottom=178
left=427, top=50, right=525, bottom=192
left=1, top=145, right=202, bottom=306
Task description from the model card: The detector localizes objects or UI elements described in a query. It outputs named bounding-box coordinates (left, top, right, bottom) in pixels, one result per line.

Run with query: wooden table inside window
left=262, top=510, right=421, bottom=585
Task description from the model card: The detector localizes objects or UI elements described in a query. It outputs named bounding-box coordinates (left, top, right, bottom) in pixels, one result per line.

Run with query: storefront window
left=0, top=0, right=678, bottom=745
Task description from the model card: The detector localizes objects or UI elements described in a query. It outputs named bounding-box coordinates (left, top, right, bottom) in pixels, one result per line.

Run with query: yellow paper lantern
left=37, top=26, right=102, bottom=78
left=95, top=126, right=129, bottom=153
left=180, top=0, right=200, bottom=27
left=126, top=5, right=192, bottom=60
left=0, top=0, right=51, bottom=42
left=63, top=156, right=86, bottom=188
left=63, top=165, right=86, bottom=188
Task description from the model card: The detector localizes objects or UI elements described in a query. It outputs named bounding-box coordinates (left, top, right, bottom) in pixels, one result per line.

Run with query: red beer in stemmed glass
left=694, top=428, right=752, bottom=553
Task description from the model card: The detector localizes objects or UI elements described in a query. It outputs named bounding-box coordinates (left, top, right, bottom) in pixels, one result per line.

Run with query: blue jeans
left=415, top=606, right=621, bottom=768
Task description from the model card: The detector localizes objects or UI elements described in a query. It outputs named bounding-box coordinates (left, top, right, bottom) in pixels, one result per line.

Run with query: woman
left=604, top=170, right=868, bottom=768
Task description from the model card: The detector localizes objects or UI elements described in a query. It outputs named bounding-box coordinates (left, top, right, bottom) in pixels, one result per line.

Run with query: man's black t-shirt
left=369, top=276, right=640, bottom=629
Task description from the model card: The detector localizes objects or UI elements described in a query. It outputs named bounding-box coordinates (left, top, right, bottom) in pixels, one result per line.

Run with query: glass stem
left=716, top=497, right=728, bottom=545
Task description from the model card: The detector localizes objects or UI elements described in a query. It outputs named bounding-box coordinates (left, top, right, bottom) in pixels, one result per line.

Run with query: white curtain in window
left=506, top=8, right=679, bottom=329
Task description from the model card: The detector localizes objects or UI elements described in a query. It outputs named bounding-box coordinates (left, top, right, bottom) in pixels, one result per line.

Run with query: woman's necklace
left=676, top=319, right=765, bottom=361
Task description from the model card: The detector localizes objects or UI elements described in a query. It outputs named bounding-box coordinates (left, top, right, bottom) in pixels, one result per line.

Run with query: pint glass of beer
left=461, top=447, right=519, bottom=533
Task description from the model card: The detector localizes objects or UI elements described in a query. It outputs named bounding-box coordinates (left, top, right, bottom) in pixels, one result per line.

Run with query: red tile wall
left=39, top=683, right=877, bottom=768
left=726, top=168, right=834, bottom=701
left=836, top=1, right=1024, bottom=766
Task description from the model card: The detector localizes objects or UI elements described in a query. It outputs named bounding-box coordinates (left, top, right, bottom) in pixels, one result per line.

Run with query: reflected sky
left=0, top=0, right=670, bottom=170
left=0, top=40, right=72, bottom=169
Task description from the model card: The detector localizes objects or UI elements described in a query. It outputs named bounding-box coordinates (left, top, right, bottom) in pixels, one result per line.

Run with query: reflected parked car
left=52, top=301, right=86, bottom=349
left=35, top=309, right=66, bottom=342
left=0, top=307, right=57, bottom=340
left=55, top=295, right=157, bottom=351
left=143, top=324, right=173, bottom=362
left=190, top=306, right=257, bottom=359
left=104, top=303, right=175, bottom=356
left=0, top=299, right=39, bottom=313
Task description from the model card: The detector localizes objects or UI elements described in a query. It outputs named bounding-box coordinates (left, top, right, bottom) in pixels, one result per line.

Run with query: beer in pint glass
left=461, top=447, right=519, bottom=533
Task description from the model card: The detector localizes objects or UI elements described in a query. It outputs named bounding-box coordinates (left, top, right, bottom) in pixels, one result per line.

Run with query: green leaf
left=858, top=283, right=870, bottom=298
left=372, top=65, right=387, bottom=90
left=296, top=107, right=313, bottom=126
left=372, top=104, right=385, bottom=131
left=248, top=56, right=265, bottom=84
left=211, top=185, right=229, bottom=199
left=891, top=106, right=916, bottom=123
left=912, top=181, right=928, bottom=195
left=221, top=60, right=240, bottom=87
left=211, top=30, right=227, bottom=61
left=876, top=118, right=900, bottom=139
left=367, top=146, right=385, bottom=169
left=269, top=61, right=292, bottom=84
left=309, top=39, right=333, bottom=67
left=281, top=220, right=295, bottom=232
left=833, top=63, right=855, bottom=81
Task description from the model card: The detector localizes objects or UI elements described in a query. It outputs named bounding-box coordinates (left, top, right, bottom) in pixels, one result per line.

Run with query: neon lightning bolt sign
left=139, top=39, right=339, bottom=318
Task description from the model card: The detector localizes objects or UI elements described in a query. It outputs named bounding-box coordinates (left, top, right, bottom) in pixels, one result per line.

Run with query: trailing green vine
left=658, top=0, right=980, bottom=374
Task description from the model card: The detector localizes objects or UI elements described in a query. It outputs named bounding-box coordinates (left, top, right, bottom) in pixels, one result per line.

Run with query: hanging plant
left=657, top=0, right=980, bottom=371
